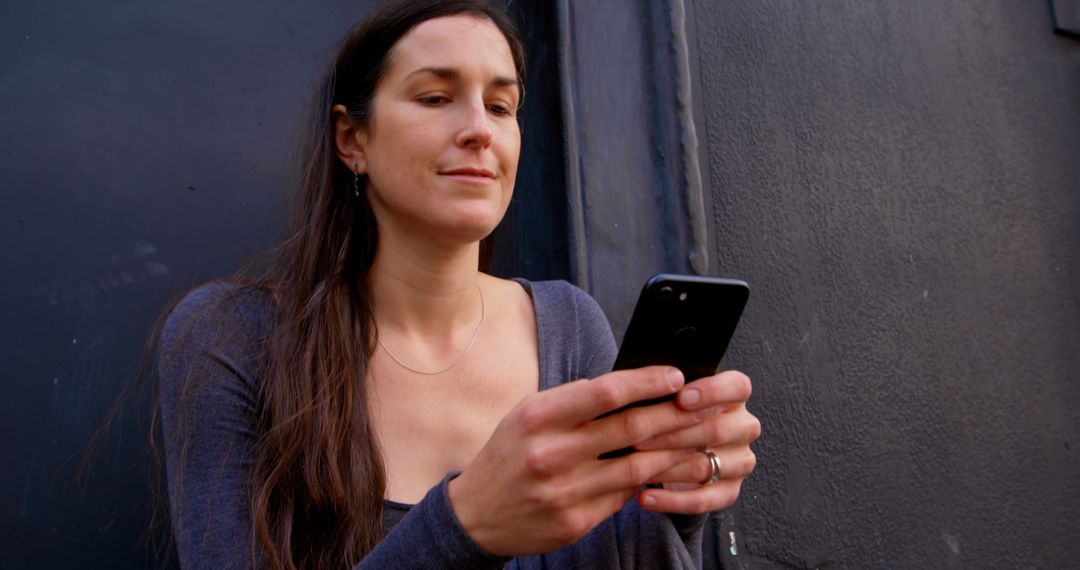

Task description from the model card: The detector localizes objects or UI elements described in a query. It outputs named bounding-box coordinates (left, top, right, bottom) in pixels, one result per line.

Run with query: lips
left=440, top=167, right=496, bottom=179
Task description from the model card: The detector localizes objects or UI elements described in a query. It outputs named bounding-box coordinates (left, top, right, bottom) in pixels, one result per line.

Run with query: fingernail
left=667, top=368, right=685, bottom=391
left=641, top=495, right=657, bottom=507
left=681, top=388, right=701, bottom=408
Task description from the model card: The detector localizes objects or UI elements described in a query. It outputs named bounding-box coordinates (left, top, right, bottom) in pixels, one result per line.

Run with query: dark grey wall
left=692, top=0, right=1080, bottom=567
left=0, top=1, right=567, bottom=567
left=1, top=2, right=372, bottom=566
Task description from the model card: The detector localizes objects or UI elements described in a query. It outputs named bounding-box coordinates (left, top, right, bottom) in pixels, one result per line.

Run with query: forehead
left=384, top=14, right=517, bottom=81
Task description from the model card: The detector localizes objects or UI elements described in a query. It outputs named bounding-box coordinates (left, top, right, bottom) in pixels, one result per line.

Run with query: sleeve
left=568, top=284, right=709, bottom=568
left=159, top=283, right=266, bottom=569
left=353, top=473, right=510, bottom=569
left=159, top=284, right=509, bottom=569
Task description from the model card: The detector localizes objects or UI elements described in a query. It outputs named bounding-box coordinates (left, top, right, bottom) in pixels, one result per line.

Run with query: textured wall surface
left=692, top=1, right=1080, bottom=567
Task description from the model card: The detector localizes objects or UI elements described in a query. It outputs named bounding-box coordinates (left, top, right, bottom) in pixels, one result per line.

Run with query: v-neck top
left=159, top=279, right=705, bottom=569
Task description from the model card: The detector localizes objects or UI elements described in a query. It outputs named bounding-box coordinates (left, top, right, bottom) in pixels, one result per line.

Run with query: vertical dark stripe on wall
left=669, top=0, right=710, bottom=276
left=555, top=0, right=591, bottom=291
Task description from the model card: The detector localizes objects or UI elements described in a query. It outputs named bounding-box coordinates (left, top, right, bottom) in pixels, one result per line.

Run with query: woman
left=159, top=1, right=760, bottom=568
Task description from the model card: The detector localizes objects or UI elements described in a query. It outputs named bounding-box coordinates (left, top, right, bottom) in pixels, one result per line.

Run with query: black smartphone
left=598, top=273, right=749, bottom=459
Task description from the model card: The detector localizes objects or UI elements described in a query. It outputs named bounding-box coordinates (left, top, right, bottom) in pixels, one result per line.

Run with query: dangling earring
left=352, top=164, right=360, bottom=198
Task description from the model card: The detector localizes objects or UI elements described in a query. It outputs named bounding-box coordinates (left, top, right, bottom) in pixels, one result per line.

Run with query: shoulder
left=513, top=278, right=617, bottom=382
left=163, top=280, right=274, bottom=338
left=514, top=279, right=606, bottom=324
left=159, top=280, right=276, bottom=376
left=157, top=281, right=277, bottom=438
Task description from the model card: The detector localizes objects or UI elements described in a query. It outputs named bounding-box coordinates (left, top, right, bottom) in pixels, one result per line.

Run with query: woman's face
left=357, top=14, right=521, bottom=248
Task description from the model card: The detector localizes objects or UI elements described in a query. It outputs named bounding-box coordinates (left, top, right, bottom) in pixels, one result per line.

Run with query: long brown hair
left=231, top=1, right=523, bottom=568
left=80, top=2, right=524, bottom=568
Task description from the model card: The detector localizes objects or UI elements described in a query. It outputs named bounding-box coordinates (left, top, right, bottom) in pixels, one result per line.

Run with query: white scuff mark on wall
left=133, top=240, right=158, bottom=258
left=145, top=261, right=170, bottom=277
left=42, top=261, right=172, bottom=308
left=34, top=237, right=173, bottom=309
left=943, top=532, right=961, bottom=555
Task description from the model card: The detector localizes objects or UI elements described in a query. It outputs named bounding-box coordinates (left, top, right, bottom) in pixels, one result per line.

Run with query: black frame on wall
left=1050, top=0, right=1080, bottom=38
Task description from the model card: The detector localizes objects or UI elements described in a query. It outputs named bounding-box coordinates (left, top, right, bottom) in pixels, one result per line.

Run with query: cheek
left=500, top=129, right=522, bottom=177
left=367, top=129, right=438, bottom=188
left=368, top=101, right=442, bottom=160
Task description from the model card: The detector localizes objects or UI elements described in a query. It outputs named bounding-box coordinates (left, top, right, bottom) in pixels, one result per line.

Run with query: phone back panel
left=614, top=274, right=749, bottom=382
left=597, top=275, right=749, bottom=457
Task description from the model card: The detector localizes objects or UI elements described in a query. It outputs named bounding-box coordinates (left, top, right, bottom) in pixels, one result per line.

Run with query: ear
left=332, top=104, right=368, bottom=175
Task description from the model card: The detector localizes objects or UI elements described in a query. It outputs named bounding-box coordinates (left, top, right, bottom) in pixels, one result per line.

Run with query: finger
left=510, top=400, right=705, bottom=475
left=580, top=399, right=709, bottom=456
left=637, top=480, right=745, bottom=515
left=635, top=410, right=761, bottom=451
left=524, top=367, right=684, bottom=428
left=647, top=448, right=757, bottom=485
left=674, top=370, right=752, bottom=412
left=560, top=448, right=695, bottom=501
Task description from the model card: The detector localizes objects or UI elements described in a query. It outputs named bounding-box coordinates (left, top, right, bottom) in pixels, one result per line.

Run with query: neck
left=369, top=232, right=483, bottom=340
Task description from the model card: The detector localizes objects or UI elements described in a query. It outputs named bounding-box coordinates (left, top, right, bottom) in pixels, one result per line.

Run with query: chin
left=451, top=199, right=509, bottom=235
left=442, top=220, right=502, bottom=246
left=438, top=204, right=508, bottom=244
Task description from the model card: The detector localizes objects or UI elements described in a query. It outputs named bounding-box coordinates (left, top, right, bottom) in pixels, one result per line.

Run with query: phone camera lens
left=659, top=286, right=675, bottom=302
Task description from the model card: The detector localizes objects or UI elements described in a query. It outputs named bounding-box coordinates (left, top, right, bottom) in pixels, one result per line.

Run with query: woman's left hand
left=633, top=370, right=761, bottom=514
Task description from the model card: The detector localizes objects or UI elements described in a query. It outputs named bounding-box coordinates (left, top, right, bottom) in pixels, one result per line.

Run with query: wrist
left=447, top=472, right=496, bottom=554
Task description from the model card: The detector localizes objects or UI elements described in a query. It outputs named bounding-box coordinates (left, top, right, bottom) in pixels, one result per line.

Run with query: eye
left=488, top=102, right=515, bottom=117
left=417, top=94, right=450, bottom=106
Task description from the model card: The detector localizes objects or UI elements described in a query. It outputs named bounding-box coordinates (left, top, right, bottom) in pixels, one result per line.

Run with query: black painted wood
left=556, top=0, right=710, bottom=336
left=0, top=1, right=568, bottom=567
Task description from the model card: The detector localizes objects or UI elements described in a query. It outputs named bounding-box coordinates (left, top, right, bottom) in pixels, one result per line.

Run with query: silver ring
left=698, top=448, right=722, bottom=485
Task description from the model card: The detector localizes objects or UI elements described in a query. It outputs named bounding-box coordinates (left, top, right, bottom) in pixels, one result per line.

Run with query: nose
left=454, top=98, right=493, bottom=149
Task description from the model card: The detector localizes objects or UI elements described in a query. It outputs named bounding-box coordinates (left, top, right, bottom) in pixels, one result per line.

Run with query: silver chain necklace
left=377, top=283, right=485, bottom=375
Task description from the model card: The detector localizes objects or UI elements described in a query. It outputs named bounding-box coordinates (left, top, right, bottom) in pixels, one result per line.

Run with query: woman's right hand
left=447, top=365, right=711, bottom=557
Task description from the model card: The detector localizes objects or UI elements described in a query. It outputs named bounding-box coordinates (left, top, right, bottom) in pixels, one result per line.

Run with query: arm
left=158, top=284, right=266, bottom=569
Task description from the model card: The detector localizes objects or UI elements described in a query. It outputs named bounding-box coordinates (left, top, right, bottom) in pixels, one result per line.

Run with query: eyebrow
left=404, top=66, right=519, bottom=91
